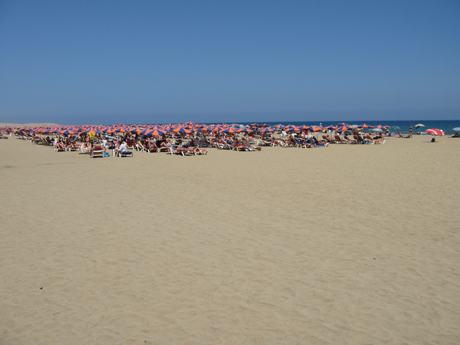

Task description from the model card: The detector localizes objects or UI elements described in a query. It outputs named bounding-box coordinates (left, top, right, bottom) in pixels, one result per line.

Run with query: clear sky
left=1, top=0, right=459, bottom=125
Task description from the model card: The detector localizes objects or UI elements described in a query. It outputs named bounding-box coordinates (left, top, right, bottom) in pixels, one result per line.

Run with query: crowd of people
left=1, top=123, right=393, bottom=158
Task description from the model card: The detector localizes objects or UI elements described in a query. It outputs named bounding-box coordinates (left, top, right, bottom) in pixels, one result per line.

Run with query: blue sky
left=1, top=0, right=459, bottom=125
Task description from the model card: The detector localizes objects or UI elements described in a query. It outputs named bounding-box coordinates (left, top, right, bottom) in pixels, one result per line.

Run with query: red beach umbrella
left=426, top=128, right=444, bottom=136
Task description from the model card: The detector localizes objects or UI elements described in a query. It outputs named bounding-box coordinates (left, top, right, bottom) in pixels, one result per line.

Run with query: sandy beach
left=1, top=134, right=460, bottom=344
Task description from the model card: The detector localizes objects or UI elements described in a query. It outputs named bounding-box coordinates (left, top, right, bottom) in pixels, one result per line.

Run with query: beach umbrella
left=81, top=128, right=102, bottom=134
left=426, top=128, right=444, bottom=136
left=308, top=125, right=323, bottom=132
left=323, top=125, right=337, bottom=139
left=143, top=128, right=166, bottom=136
left=149, top=128, right=166, bottom=136
left=172, top=126, right=194, bottom=134
left=452, top=127, right=460, bottom=132
left=237, top=127, right=253, bottom=133
left=112, top=128, right=126, bottom=133
left=323, top=125, right=337, bottom=131
left=336, top=125, right=353, bottom=133
left=259, top=127, right=274, bottom=134
left=59, top=129, right=76, bottom=135
left=284, top=125, right=299, bottom=132
left=356, top=124, right=373, bottom=129
left=198, top=125, right=212, bottom=132
left=221, top=128, right=238, bottom=134
left=415, top=123, right=425, bottom=128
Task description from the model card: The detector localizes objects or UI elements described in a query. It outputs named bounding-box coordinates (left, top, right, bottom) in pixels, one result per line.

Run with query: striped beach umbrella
left=426, top=128, right=444, bottom=136
left=336, top=125, right=353, bottom=133
left=59, top=129, right=76, bottom=135
left=237, top=127, right=253, bottom=133
left=285, top=125, right=300, bottom=132
left=259, top=127, right=274, bottom=134
left=172, top=126, right=194, bottom=134
left=221, top=127, right=238, bottom=134
left=356, top=124, right=373, bottom=129
left=148, top=128, right=167, bottom=136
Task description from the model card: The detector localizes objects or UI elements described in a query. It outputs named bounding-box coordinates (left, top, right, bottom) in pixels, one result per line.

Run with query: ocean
left=230, top=120, right=460, bottom=135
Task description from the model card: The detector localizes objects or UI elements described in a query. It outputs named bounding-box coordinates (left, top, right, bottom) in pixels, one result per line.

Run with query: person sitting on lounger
left=148, top=141, right=158, bottom=152
left=115, top=141, right=127, bottom=157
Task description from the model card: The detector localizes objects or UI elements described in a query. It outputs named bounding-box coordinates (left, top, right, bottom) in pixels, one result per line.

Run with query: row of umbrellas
left=4, top=122, right=455, bottom=136
left=3, top=122, right=392, bottom=137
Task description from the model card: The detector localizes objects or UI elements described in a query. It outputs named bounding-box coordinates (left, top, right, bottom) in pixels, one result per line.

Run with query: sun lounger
left=343, top=135, right=357, bottom=144
left=365, top=135, right=385, bottom=144
left=119, top=151, right=133, bottom=157
left=322, top=135, right=335, bottom=144
left=194, top=147, right=208, bottom=155
left=90, top=145, right=106, bottom=158
left=80, top=144, right=92, bottom=154
left=126, top=140, right=136, bottom=150
left=334, top=135, right=348, bottom=144
left=168, top=146, right=188, bottom=156
left=354, top=135, right=373, bottom=144
left=136, top=142, right=147, bottom=152
left=54, top=143, right=66, bottom=152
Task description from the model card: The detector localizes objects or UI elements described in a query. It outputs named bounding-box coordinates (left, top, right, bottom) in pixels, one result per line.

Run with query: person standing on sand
left=410, top=125, right=413, bottom=137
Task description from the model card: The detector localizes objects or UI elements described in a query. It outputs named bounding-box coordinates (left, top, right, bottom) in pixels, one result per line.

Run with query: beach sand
left=1, top=135, right=460, bottom=344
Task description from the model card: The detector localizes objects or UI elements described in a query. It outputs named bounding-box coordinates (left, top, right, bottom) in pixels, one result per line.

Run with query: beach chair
left=168, top=146, right=185, bottom=156
left=354, top=135, right=372, bottom=144
left=66, top=144, right=79, bottom=152
left=149, top=143, right=161, bottom=153
left=194, top=147, right=208, bottom=155
left=90, top=145, right=106, bottom=158
left=119, top=151, right=133, bottom=157
left=343, top=135, right=357, bottom=144
left=334, top=135, right=348, bottom=144
left=80, top=143, right=92, bottom=154
left=322, top=135, right=334, bottom=144
left=54, top=143, right=66, bottom=152
left=126, top=139, right=136, bottom=150
left=363, top=135, right=375, bottom=144
left=136, top=142, right=147, bottom=152
left=365, top=135, right=385, bottom=144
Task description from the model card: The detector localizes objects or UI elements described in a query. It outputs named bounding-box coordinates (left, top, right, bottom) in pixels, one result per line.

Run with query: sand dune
left=1, top=136, right=460, bottom=344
